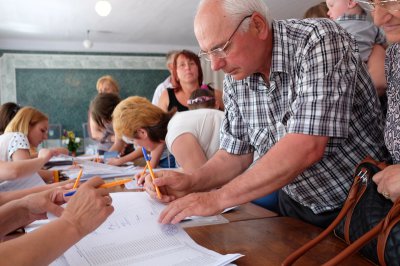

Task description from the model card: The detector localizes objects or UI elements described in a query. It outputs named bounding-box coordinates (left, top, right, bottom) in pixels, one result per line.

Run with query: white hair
left=197, top=0, right=272, bottom=31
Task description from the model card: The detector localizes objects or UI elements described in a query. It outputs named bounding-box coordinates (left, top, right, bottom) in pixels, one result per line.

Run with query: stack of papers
left=0, top=173, right=45, bottom=192
left=63, top=159, right=142, bottom=181
left=43, top=155, right=73, bottom=169
left=47, top=192, right=242, bottom=266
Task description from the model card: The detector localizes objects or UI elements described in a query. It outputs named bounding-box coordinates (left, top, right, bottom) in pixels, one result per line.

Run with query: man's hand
left=60, top=177, right=114, bottom=238
left=158, top=191, right=223, bottom=224
left=373, top=165, right=400, bottom=202
left=144, top=170, right=192, bottom=203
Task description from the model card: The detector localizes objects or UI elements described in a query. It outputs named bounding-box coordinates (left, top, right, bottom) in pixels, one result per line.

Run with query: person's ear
left=137, top=128, right=148, bottom=138
left=348, top=0, right=357, bottom=8
left=251, top=12, right=269, bottom=40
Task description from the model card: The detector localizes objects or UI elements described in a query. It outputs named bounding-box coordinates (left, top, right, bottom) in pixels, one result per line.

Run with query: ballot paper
left=60, top=192, right=243, bottom=266
left=0, top=173, right=45, bottom=192
left=63, top=159, right=141, bottom=181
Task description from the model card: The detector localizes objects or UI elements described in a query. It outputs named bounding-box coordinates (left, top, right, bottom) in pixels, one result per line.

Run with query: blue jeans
left=158, top=154, right=176, bottom=168
left=252, top=191, right=279, bottom=213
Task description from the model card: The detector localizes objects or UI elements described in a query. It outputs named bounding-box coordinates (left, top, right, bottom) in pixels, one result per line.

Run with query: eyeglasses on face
left=356, top=0, right=400, bottom=12
left=198, top=14, right=252, bottom=62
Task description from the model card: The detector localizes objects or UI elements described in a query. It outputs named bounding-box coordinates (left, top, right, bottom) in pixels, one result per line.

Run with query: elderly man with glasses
left=145, top=0, right=390, bottom=228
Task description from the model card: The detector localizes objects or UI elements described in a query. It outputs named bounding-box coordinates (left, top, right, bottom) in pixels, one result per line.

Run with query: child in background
left=326, top=0, right=387, bottom=96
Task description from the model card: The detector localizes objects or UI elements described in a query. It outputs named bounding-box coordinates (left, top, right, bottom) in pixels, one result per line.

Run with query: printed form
left=61, top=192, right=242, bottom=266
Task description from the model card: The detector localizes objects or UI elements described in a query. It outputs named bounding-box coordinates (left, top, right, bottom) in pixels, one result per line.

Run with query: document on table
left=0, top=173, right=45, bottom=192
left=63, top=159, right=142, bottom=181
left=59, top=192, right=243, bottom=266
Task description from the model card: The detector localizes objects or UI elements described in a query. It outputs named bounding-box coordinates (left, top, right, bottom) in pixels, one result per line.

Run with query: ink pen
left=64, top=179, right=132, bottom=197
left=141, top=147, right=161, bottom=199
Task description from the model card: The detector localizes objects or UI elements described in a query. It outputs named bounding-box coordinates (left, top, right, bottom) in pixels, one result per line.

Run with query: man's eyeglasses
left=198, top=15, right=252, bottom=62
left=356, top=0, right=400, bottom=12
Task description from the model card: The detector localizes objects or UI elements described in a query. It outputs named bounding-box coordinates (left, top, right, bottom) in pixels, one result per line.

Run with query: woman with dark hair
left=89, top=93, right=140, bottom=165
left=0, top=102, right=21, bottom=135
left=89, top=93, right=121, bottom=154
left=158, top=50, right=223, bottom=112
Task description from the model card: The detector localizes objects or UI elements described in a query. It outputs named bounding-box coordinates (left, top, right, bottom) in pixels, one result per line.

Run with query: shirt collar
left=270, top=20, right=291, bottom=74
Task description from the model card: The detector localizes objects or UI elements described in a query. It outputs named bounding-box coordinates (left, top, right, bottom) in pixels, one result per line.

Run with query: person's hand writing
left=373, top=164, right=400, bottom=202
left=60, top=177, right=114, bottom=238
left=144, top=170, right=191, bottom=203
left=158, top=191, right=222, bottom=224
left=134, top=167, right=147, bottom=187
left=20, top=186, right=68, bottom=224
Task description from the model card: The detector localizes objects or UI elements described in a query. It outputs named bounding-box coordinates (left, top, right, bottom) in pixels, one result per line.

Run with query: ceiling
left=0, top=0, right=322, bottom=54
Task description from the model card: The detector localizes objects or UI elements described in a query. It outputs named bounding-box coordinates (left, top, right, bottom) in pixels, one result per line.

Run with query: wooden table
left=222, top=203, right=278, bottom=222
left=186, top=217, right=372, bottom=266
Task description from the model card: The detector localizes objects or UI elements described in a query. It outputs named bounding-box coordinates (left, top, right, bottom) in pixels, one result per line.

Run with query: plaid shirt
left=220, top=19, right=389, bottom=214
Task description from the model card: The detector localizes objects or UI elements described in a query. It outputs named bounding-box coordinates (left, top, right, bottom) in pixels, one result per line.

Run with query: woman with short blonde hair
left=113, top=96, right=174, bottom=150
left=113, top=95, right=224, bottom=172
left=96, top=75, right=119, bottom=94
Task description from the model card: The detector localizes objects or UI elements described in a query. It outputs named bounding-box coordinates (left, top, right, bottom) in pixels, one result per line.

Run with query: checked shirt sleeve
left=286, top=27, right=359, bottom=148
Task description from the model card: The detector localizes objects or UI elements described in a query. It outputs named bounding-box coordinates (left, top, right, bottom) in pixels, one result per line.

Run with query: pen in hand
left=141, top=147, right=161, bottom=199
left=64, top=179, right=132, bottom=197
left=73, top=169, right=83, bottom=189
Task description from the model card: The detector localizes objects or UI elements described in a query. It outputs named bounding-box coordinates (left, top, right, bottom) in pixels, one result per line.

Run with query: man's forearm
left=216, top=134, right=329, bottom=209
left=191, top=150, right=253, bottom=192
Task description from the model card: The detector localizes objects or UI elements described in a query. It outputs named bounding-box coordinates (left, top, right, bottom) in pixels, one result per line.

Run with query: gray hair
left=197, top=0, right=272, bottom=31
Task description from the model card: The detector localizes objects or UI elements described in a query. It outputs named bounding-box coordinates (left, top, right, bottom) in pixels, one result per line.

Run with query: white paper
left=61, top=192, right=242, bottom=266
left=63, top=159, right=142, bottom=181
left=0, top=173, right=46, bottom=192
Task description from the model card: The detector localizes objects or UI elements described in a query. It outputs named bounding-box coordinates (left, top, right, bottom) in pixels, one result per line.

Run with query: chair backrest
left=48, top=123, right=62, bottom=139
left=82, top=122, right=98, bottom=155
left=43, top=123, right=62, bottom=148
left=82, top=122, right=90, bottom=138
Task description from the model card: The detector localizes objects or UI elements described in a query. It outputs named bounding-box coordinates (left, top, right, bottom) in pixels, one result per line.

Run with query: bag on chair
left=282, top=157, right=400, bottom=266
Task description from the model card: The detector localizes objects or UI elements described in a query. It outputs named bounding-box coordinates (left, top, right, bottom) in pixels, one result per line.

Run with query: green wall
left=16, top=68, right=168, bottom=136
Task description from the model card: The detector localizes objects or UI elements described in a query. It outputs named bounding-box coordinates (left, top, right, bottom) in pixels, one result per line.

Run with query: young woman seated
left=0, top=107, right=57, bottom=184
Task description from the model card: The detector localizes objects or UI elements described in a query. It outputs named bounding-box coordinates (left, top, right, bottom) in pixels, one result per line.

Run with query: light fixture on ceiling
left=95, top=0, right=112, bottom=17
left=83, top=30, right=93, bottom=49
